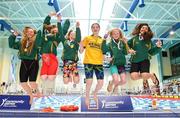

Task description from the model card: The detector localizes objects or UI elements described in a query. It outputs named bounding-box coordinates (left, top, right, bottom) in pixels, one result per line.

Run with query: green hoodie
left=60, top=23, right=81, bottom=62
left=128, top=35, right=161, bottom=63
left=8, top=30, right=42, bottom=60
left=41, top=15, right=70, bottom=55
left=104, top=39, right=127, bottom=66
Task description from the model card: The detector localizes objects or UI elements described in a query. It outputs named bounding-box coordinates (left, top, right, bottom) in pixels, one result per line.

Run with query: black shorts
left=20, top=59, right=39, bottom=83
left=130, top=59, right=150, bottom=73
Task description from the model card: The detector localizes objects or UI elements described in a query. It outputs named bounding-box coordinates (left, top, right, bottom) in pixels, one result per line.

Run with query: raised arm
left=34, top=30, right=42, bottom=49
left=62, top=19, right=70, bottom=35
left=75, top=21, right=81, bottom=43
left=79, top=37, right=87, bottom=54
left=56, top=15, right=66, bottom=43
left=8, top=31, right=20, bottom=50
left=43, top=12, right=56, bottom=34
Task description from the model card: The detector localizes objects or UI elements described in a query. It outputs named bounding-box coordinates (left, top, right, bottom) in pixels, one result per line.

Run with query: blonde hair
left=110, top=28, right=124, bottom=40
left=21, top=27, right=36, bottom=53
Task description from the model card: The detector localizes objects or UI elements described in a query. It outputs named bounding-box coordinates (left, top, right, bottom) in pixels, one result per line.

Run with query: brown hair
left=132, top=23, right=153, bottom=40
left=50, top=25, right=57, bottom=34
left=66, top=29, right=73, bottom=40
left=21, top=27, right=36, bottom=53
left=91, top=23, right=100, bottom=29
left=44, top=24, right=57, bottom=34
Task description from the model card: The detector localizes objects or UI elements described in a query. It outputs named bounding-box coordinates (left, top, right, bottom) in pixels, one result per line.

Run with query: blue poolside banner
left=0, top=95, right=31, bottom=110
left=81, top=96, right=133, bottom=112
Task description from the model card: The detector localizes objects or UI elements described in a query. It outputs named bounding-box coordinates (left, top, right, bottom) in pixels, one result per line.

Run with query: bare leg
left=150, top=73, right=160, bottom=86
left=118, top=73, right=126, bottom=85
left=73, top=75, right=80, bottom=88
left=29, top=82, right=41, bottom=97
left=47, top=75, right=56, bottom=95
left=113, top=73, right=126, bottom=95
left=107, top=74, right=119, bottom=92
left=93, top=79, right=103, bottom=102
left=113, top=85, right=119, bottom=95
left=85, top=79, right=93, bottom=107
left=48, top=75, right=56, bottom=80
left=73, top=75, right=80, bottom=84
left=141, top=73, right=151, bottom=94
left=41, top=75, right=48, bottom=80
left=130, top=72, right=141, bottom=80
left=63, top=77, right=70, bottom=84
left=20, top=82, right=33, bottom=104
left=41, top=75, right=48, bottom=95
left=148, top=73, right=160, bottom=95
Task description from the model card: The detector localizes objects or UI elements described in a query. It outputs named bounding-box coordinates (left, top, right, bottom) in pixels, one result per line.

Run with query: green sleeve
left=8, top=35, right=20, bottom=50
left=128, top=38, right=133, bottom=49
left=75, top=27, right=81, bottom=43
left=122, top=42, right=128, bottom=55
left=57, top=22, right=66, bottom=43
left=43, top=15, right=51, bottom=25
left=34, top=30, right=42, bottom=49
left=43, top=15, right=51, bottom=34
left=101, top=40, right=109, bottom=54
left=148, top=41, right=162, bottom=56
left=62, top=19, right=70, bottom=35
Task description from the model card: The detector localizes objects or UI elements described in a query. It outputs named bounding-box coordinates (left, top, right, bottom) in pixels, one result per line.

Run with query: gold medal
left=45, top=36, right=48, bottom=41
left=70, top=44, right=74, bottom=48
left=24, top=48, right=27, bottom=52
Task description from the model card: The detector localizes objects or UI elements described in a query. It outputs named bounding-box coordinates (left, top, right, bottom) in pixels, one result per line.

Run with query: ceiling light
left=169, top=31, right=175, bottom=35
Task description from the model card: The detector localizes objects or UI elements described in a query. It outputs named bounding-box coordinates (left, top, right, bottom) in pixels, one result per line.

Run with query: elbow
left=9, top=45, right=12, bottom=48
left=79, top=48, right=84, bottom=54
left=79, top=50, right=83, bottom=54
left=8, top=42, right=13, bottom=48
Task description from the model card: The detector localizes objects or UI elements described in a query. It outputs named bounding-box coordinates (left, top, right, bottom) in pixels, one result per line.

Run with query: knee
left=73, top=77, right=80, bottom=84
left=131, top=75, right=138, bottom=80
left=29, top=82, right=37, bottom=87
left=48, top=76, right=56, bottom=81
left=20, top=82, right=27, bottom=86
left=97, top=80, right=104, bottom=85
left=121, top=79, right=126, bottom=85
left=141, top=73, right=149, bottom=79
left=63, top=78, right=69, bottom=84
left=41, top=75, right=48, bottom=80
left=130, top=73, right=140, bottom=80
left=113, top=79, right=119, bottom=85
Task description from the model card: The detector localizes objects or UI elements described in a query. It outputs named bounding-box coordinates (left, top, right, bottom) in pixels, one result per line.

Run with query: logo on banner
left=0, top=97, right=24, bottom=107
left=0, top=98, right=9, bottom=107
left=0, top=95, right=30, bottom=110
left=81, top=96, right=133, bottom=112
left=101, top=99, right=124, bottom=109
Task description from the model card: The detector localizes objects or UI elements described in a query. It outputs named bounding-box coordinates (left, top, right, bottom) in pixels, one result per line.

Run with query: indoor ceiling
left=0, top=0, right=180, bottom=48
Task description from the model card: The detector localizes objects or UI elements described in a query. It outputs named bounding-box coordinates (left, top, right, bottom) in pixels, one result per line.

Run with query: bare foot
left=113, top=85, right=119, bottom=95
left=29, top=95, right=33, bottom=105
left=36, top=92, right=43, bottom=98
left=32, top=89, right=43, bottom=98
left=143, top=79, right=151, bottom=95
left=152, top=73, right=159, bottom=86
left=93, top=93, right=98, bottom=103
left=107, top=81, right=113, bottom=92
